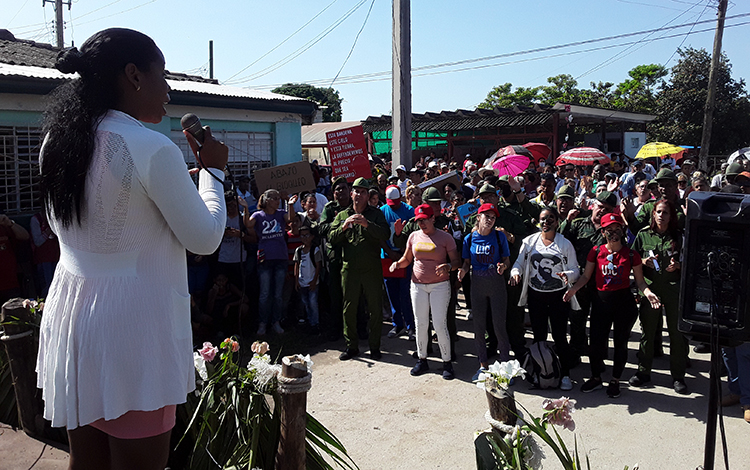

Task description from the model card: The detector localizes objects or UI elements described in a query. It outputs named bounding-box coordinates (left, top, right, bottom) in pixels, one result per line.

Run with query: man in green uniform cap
left=329, top=177, right=390, bottom=360
left=319, top=177, right=351, bottom=341
left=463, top=183, right=529, bottom=359
left=559, top=190, right=617, bottom=358
left=621, top=168, right=685, bottom=233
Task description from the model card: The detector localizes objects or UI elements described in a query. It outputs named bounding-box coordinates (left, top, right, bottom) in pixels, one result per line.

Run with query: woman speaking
left=37, top=29, right=228, bottom=469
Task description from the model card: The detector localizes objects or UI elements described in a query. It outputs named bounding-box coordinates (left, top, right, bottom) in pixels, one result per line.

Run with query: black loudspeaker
left=678, top=192, right=750, bottom=343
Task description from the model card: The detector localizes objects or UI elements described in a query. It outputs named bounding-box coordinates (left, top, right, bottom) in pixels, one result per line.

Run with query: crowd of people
left=173, top=148, right=749, bottom=414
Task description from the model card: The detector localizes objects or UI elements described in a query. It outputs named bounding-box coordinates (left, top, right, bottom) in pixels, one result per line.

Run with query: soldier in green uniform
left=621, top=168, right=685, bottom=233
left=496, top=175, right=539, bottom=233
left=318, top=177, right=351, bottom=341
left=559, top=190, right=617, bottom=358
left=629, top=198, right=689, bottom=394
left=328, top=177, right=390, bottom=360
left=463, top=183, right=529, bottom=359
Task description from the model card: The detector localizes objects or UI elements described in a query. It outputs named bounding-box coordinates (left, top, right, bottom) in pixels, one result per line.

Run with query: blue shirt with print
left=462, top=230, right=510, bottom=277
left=380, top=202, right=414, bottom=256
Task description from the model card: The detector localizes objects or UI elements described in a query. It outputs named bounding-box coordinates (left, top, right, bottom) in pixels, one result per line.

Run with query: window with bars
left=170, top=130, right=274, bottom=179
left=0, top=126, right=43, bottom=215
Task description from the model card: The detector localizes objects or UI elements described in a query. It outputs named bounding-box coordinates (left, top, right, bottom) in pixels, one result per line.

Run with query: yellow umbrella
left=635, top=142, right=686, bottom=160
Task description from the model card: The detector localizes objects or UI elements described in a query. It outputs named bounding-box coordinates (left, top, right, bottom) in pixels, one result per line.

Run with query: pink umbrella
left=491, top=153, right=530, bottom=178
left=522, top=142, right=551, bottom=164
left=483, top=145, right=533, bottom=167
left=557, top=147, right=610, bottom=166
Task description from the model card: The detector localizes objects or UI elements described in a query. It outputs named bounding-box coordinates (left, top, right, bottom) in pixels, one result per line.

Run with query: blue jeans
left=385, top=272, right=414, bottom=331
left=299, top=285, right=319, bottom=326
left=723, top=342, right=750, bottom=406
left=258, top=259, right=286, bottom=325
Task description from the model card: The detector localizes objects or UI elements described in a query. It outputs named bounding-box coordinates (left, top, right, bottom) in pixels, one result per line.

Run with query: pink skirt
left=89, top=405, right=176, bottom=439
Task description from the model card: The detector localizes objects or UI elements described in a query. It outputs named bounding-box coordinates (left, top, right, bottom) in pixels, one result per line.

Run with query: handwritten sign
left=326, top=125, right=371, bottom=182
left=253, top=161, right=316, bottom=194
left=456, top=202, right=479, bottom=227
left=417, top=171, right=462, bottom=196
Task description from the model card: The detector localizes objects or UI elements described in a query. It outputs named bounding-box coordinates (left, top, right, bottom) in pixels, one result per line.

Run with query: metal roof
left=301, top=121, right=363, bottom=146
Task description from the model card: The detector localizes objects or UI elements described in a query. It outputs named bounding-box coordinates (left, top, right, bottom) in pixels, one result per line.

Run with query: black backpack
left=522, top=341, right=562, bottom=389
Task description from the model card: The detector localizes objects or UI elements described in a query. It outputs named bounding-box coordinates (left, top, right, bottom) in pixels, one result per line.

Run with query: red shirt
left=587, top=244, right=641, bottom=292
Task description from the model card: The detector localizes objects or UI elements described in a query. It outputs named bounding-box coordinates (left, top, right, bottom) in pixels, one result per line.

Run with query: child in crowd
left=205, top=272, right=249, bottom=337
left=294, top=225, right=322, bottom=334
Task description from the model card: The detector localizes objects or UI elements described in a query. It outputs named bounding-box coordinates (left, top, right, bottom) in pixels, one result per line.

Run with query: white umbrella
left=728, top=147, right=750, bottom=164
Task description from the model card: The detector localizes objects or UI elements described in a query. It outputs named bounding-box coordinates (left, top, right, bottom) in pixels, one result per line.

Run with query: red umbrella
left=557, top=147, right=610, bottom=166
left=491, top=153, right=530, bottom=178
left=484, top=145, right=532, bottom=167
left=522, top=142, right=551, bottom=164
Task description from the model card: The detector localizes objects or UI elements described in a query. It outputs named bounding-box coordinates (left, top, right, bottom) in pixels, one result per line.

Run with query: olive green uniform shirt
left=328, top=204, right=390, bottom=268
left=559, top=216, right=607, bottom=270
left=631, top=227, right=682, bottom=289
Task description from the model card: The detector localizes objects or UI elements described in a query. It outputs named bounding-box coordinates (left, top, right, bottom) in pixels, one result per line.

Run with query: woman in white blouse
left=510, top=207, right=579, bottom=391
left=37, top=28, right=227, bottom=469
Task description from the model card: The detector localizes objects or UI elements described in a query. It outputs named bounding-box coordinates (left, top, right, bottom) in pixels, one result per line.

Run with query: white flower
left=300, top=354, right=313, bottom=373
left=248, top=354, right=280, bottom=389
left=193, top=351, right=208, bottom=381
left=497, top=359, right=526, bottom=381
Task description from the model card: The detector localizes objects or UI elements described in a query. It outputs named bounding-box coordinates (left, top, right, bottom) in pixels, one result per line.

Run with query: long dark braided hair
left=40, top=28, right=161, bottom=227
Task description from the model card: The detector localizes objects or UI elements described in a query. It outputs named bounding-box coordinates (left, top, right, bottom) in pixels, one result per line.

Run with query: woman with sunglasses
left=564, top=213, right=660, bottom=398
left=458, top=203, right=511, bottom=381
left=510, top=207, right=580, bottom=391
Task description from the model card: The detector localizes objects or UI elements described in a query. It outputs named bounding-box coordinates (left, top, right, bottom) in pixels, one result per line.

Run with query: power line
left=250, top=20, right=750, bottom=88
left=74, top=0, right=157, bottom=27
left=663, top=1, right=713, bottom=66
left=224, top=0, right=341, bottom=83
left=224, top=0, right=369, bottom=85
left=329, top=0, right=376, bottom=88
left=575, top=0, right=707, bottom=80
left=248, top=13, right=750, bottom=88
left=8, top=0, right=33, bottom=27
left=70, top=0, right=122, bottom=20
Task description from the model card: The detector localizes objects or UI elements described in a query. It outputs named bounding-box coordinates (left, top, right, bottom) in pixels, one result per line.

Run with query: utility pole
left=698, top=0, right=728, bottom=169
left=392, top=0, right=412, bottom=174
left=42, top=0, right=71, bottom=48
left=209, top=40, right=214, bottom=79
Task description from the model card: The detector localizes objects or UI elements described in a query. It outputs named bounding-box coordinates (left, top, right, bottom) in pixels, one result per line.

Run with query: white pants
left=410, top=281, right=452, bottom=362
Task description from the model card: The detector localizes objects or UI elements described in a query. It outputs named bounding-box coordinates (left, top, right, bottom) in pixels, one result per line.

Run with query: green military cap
left=654, top=168, right=678, bottom=182
left=596, top=190, right=617, bottom=207
left=498, top=175, right=510, bottom=182
left=423, top=187, right=443, bottom=202
left=331, top=176, right=348, bottom=190
left=478, top=183, right=498, bottom=195
left=726, top=161, right=744, bottom=177
left=557, top=184, right=576, bottom=199
left=352, top=177, right=370, bottom=189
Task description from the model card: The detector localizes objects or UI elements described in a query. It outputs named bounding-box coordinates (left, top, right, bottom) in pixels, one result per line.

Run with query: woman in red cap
left=564, top=213, right=660, bottom=398
left=390, top=204, right=461, bottom=379
left=458, top=203, right=511, bottom=381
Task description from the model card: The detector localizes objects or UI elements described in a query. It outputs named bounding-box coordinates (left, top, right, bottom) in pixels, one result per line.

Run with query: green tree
left=271, top=83, right=343, bottom=121
left=478, top=82, right=541, bottom=109
left=653, top=47, right=750, bottom=153
left=610, top=64, right=668, bottom=112
left=539, top=74, right=582, bottom=104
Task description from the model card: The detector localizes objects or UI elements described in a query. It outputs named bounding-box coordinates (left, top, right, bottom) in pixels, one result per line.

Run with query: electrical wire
left=246, top=12, right=750, bottom=89
left=73, top=0, right=158, bottom=27
left=224, top=0, right=341, bottom=83
left=224, top=0, right=369, bottom=85
left=250, top=19, right=750, bottom=88
left=663, top=0, right=713, bottom=66
left=70, top=0, right=123, bottom=20
left=7, top=0, right=33, bottom=27
left=329, top=0, right=376, bottom=88
left=575, top=0, right=707, bottom=80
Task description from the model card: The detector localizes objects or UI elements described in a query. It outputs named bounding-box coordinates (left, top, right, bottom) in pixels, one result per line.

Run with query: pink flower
left=251, top=341, right=269, bottom=355
left=199, top=342, right=218, bottom=362
left=542, top=397, right=576, bottom=431
left=231, top=340, right=240, bottom=353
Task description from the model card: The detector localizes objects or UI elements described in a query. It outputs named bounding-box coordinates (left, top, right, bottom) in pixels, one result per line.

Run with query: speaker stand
left=702, top=349, right=720, bottom=470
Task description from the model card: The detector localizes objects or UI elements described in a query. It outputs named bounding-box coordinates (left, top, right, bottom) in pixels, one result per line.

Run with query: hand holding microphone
left=181, top=113, right=228, bottom=171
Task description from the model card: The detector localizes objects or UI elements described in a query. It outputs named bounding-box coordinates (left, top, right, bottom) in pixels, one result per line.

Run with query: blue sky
left=6, top=0, right=750, bottom=120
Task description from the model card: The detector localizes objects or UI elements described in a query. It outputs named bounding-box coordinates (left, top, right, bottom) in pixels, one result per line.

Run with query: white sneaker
left=257, top=323, right=267, bottom=335
left=560, top=376, right=573, bottom=391
left=272, top=321, right=284, bottom=334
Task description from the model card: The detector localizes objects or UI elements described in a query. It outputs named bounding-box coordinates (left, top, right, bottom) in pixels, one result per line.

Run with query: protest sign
left=456, top=202, right=479, bottom=227
left=417, top=171, right=462, bottom=196
left=253, top=161, right=316, bottom=194
left=326, top=125, right=371, bottom=182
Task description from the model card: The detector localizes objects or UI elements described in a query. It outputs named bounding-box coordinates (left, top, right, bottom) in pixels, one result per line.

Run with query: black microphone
left=181, top=113, right=206, bottom=145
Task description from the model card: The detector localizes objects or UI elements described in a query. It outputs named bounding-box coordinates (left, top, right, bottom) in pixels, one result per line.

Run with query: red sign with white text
left=326, top=125, right=371, bottom=182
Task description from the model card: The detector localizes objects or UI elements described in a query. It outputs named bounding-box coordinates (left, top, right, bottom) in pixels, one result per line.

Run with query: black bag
left=522, top=341, right=562, bottom=389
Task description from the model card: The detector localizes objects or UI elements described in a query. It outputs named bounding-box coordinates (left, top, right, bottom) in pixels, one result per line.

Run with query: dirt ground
left=3, top=302, right=749, bottom=470
left=307, top=305, right=749, bottom=470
